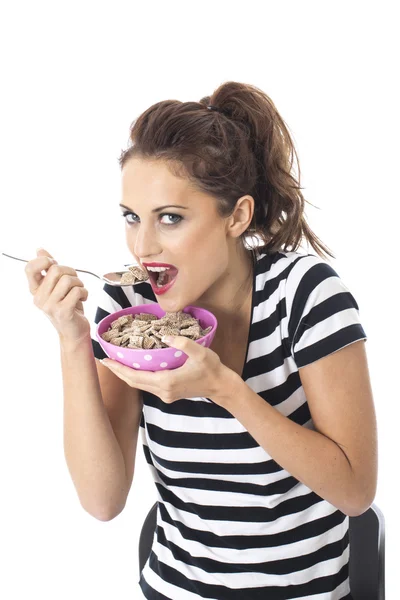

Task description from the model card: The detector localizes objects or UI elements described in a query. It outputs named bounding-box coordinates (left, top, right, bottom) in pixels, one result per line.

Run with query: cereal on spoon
left=120, top=265, right=150, bottom=285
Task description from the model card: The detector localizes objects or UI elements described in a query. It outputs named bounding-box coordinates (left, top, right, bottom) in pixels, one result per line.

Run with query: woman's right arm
left=60, top=333, right=143, bottom=521
left=25, top=248, right=143, bottom=521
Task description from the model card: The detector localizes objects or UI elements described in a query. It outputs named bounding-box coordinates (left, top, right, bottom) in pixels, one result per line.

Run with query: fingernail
left=162, top=335, right=174, bottom=344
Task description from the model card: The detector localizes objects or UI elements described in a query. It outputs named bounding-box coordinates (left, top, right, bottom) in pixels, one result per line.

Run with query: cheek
left=125, top=229, right=134, bottom=250
left=194, top=227, right=224, bottom=256
left=125, top=230, right=139, bottom=261
left=183, top=236, right=225, bottom=277
left=185, top=223, right=219, bottom=248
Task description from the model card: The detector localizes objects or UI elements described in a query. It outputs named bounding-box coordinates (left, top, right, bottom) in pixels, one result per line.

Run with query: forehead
left=122, top=158, right=192, bottom=202
left=121, top=157, right=216, bottom=212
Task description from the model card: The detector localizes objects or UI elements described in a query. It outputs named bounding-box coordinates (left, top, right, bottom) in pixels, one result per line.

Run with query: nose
left=131, top=222, right=161, bottom=261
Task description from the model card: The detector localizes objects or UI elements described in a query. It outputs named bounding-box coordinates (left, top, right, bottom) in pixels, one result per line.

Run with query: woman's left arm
left=217, top=339, right=378, bottom=517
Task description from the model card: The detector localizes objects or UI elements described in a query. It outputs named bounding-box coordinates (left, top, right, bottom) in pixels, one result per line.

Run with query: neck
left=197, top=245, right=255, bottom=333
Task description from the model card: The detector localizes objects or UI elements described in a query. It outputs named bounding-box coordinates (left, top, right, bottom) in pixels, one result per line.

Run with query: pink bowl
left=96, top=304, right=218, bottom=371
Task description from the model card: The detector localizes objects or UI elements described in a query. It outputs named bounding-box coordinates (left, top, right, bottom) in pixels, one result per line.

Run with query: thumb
left=161, top=334, right=204, bottom=357
left=36, top=247, right=57, bottom=262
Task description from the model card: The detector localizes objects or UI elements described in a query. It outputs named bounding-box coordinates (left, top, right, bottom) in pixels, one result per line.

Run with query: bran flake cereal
left=101, top=311, right=212, bottom=349
left=120, top=265, right=149, bottom=285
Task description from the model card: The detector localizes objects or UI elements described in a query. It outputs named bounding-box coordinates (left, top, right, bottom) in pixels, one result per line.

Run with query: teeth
left=146, top=266, right=170, bottom=272
left=143, top=265, right=177, bottom=289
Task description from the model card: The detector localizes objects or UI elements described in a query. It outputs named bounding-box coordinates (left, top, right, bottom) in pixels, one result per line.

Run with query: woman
left=26, top=81, right=377, bottom=599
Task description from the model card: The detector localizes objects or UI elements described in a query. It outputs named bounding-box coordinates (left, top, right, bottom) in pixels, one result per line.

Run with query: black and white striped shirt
left=91, top=250, right=366, bottom=599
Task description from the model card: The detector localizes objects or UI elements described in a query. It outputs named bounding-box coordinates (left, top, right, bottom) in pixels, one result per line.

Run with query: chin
left=157, top=296, right=188, bottom=313
left=158, top=292, right=200, bottom=313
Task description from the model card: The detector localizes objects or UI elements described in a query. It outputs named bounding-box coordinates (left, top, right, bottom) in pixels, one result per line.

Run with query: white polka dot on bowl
left=174, top=351, right=182, bottom=357
left=132, top=363, right=141, bottom=368
left=117, top=352, right=124, bottom=358
left=160, top=362, right=168, bottom=368
left=144, top=355, right=153, bottom=361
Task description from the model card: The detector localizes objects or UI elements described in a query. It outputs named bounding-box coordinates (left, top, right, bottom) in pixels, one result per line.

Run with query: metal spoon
left=1, top=252, right=142, bottom=287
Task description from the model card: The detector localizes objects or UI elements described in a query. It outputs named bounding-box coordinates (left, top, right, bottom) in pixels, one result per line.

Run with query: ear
left=226, top=195, right=254, bottom=239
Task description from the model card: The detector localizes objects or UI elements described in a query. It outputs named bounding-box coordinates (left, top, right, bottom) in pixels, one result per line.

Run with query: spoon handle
left=1, top=252, right=102, bottom=281
left=73, top=267, right=102, bottom=280
left=2, top=252, right=29, bottom=263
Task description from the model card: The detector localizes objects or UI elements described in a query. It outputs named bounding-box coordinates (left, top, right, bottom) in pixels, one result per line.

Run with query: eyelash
left=121, top=211, right=183, bottom=226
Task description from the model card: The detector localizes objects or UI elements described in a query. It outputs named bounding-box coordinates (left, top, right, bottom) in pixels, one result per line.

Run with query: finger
left=40, top=286, right=89, bottom=325
left=36, top=247, right=54, bottom=260
left=25, top=255, right=58, bottom=295
left=59, top=285, right=89, bottom=309
left=35, top=248, right=58, bottom=281
left=101, top=360, right=165, bottom=394
left=161, top=334, right=206, bottom=359
left=101, top=365, right=133, bottom=388
left=35, top=265, right=82, bottom=304
left=61, top=287, right=89, bottom=315
left=101, top=359, right=162, bottom=383
left=46, top=274, right=85, bottom=304
left=100, top=364, right=158, bottom=395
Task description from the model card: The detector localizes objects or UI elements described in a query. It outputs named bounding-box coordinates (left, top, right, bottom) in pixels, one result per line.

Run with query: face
left=120, top=157, right=237, bottom=313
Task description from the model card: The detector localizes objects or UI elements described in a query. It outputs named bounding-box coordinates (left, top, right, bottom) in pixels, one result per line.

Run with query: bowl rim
left=96, top=304, right=218, bottom=353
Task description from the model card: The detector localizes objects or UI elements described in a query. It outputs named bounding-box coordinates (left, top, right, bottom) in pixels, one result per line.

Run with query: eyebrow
left=119, top=203, right=189, bottom=213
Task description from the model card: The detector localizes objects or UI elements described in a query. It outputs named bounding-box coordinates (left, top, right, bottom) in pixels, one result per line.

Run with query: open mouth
left=147, top=267, right=179, bottom=289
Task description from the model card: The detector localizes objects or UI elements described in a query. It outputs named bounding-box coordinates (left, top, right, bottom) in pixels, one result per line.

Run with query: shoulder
left=284, top=251, right=338, bottom=280
left=281, top=252, right=351, bottom=312
left=254, top=249, right=332, bottom=295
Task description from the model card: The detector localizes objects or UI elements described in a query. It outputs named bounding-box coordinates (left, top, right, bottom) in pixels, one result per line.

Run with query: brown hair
left=118, top=81, right=334, bottom=261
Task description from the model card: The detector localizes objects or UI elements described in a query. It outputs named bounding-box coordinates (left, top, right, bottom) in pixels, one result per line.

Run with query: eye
left=121, top=211, right=182, bottom=226
left=159, top=213, right=182, bottom=225
left=121, top=211, right=138, bottom=224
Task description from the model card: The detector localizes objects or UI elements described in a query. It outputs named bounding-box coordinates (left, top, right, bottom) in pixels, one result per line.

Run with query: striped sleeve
left=285, top=255, right=367, bottom=368
left=90, top=283, right=134, bottom=360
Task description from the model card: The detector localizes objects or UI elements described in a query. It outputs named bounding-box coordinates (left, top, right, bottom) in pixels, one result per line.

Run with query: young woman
left=26, top=81, right=377, bottom=600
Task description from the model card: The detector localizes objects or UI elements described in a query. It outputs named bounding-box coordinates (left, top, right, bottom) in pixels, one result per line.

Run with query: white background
left=0, top=1, right=397, bottom=598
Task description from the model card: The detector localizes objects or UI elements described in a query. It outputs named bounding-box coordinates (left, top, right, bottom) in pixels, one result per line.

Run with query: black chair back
left=139, top=501, right=158, bottom=575
left=349, top=503, right=385, bottom=599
